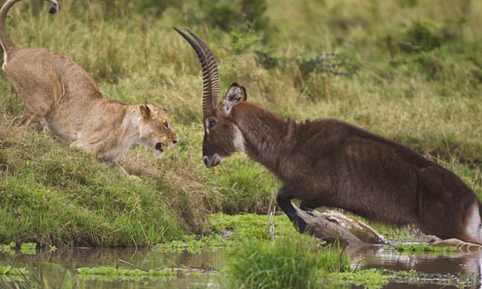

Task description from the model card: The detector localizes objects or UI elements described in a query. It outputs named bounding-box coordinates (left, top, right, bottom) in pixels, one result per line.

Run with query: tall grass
left=0, top=0, right=481, bottom=246
left=224, top=233, right=349, bottom=289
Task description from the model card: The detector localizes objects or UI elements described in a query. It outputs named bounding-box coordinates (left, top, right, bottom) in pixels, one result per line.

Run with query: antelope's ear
left=223, top=83, right=246, bottom=113
left=140, top=104, right=151, bottom=119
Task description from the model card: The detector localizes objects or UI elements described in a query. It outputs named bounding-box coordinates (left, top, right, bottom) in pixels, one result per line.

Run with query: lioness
left=0, top=0, right=177, bottom=166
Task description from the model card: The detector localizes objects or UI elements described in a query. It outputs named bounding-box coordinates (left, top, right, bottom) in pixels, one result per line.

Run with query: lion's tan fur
left=1, top=0, right=177, bottom=163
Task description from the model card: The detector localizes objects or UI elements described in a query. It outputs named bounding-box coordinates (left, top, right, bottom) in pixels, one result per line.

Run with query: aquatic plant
left=19, top=243, right=37, bottom=255
left=155, top=213, right=296, bottom=252
left=328, top=269, right=389, bottom=289
left=381, top=269, right=481, bottom=287
left=155, top=234, right=228, bottom=253
left=394, top=243, right=457, bottom=253
left=77, top=266, right=177, bottom=277
left=0, top=266, right=29, bottom=275
left=0, top=242, right=16, bottom=253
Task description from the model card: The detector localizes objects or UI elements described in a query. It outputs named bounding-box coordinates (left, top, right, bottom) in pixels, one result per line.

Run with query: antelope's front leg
left=276, top=187, right=307, bottom=233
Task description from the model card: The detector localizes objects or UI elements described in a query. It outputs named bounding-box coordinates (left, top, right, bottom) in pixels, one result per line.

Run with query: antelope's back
left=287, top=119, right=435, bottom=225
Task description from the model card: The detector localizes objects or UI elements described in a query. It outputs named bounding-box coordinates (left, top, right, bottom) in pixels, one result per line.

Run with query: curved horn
left=186, top=29, right=219, bottom=109
left=173, top=27, right=213, bottom=118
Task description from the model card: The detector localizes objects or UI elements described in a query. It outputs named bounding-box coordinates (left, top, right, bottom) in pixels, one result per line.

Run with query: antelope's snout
left=203, top=154, right=221, bottom=168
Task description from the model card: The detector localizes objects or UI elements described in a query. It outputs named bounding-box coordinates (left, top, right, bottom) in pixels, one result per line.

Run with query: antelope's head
left=174, top=28, right=247, bottom=168
left=138, top=103, right=178, bottom=157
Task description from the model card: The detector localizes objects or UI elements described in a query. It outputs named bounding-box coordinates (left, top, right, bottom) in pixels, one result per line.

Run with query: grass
left=224, top=233, right=349, bottom=289
left=0, top=0, right=481, bottom=247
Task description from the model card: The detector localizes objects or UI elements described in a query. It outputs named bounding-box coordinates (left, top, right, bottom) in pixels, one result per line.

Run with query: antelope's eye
left=164, top=122, right=170, bottom=130
left=209, top=120, right=217, bottom=128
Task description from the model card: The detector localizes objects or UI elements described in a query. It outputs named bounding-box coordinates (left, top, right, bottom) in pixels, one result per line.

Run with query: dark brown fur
left=204, top=86, right=482, bottom=244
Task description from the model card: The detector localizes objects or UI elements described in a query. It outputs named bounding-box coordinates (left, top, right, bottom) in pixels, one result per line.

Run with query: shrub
left=203, top=0, right=269, bottom=32
left=389, top=18, right=467, bottom=54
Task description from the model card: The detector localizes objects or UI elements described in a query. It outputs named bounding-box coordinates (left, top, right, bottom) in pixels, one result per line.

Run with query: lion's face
left=138, top=104, right=177, bottom=157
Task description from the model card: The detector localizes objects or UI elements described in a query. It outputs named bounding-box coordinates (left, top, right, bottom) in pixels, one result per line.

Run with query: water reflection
left=1, top=245, right=481, bottom=288
left=0, top=248, right=225, bottom=289
left=353, top=246, right=482, bottom=289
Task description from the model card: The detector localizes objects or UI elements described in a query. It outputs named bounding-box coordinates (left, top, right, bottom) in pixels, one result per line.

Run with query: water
left=353, top=245, right=482, bottom=288
left=1, top=245, right=481, bottom=288
left=0, top=248, right=224, bottom=289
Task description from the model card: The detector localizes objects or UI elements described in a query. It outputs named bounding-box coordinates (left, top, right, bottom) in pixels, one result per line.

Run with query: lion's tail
left=0, top=0, right=58, bottom=57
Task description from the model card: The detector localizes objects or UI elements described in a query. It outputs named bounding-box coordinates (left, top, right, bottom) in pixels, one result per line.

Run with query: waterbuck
left=174, top=27, right=482, bottom=244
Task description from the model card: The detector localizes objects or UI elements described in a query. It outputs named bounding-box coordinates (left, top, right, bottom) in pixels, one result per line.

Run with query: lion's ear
left=140, top=104, right=151, bottom=119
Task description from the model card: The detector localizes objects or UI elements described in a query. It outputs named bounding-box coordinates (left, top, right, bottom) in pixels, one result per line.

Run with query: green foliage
left=229, top=27, right=263, bottom=54
left=224, top=233, right=349, bottom=289
left=388, top=17, right=467, bottom=54
left=202, top=0, right=269, bottom=31
left=402, top=19, right=444, bottom=52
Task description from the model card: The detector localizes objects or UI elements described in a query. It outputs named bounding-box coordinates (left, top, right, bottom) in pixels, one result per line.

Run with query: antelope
left=175, top=27, right=482, bottom=244
left=0, top=0, right=177, bottom=171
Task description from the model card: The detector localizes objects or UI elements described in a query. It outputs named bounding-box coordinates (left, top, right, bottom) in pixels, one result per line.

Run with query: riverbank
left=0, top=0, right=481, bottom=247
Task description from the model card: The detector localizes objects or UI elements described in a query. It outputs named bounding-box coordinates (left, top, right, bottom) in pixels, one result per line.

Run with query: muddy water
left=1, top=246, right=481, bottom=288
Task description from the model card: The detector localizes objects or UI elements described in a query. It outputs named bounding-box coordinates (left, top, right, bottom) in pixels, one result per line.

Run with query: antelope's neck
left=231, top=104, right=292, bottom=175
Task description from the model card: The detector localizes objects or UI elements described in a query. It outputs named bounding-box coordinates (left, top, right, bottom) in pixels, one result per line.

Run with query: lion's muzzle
left=155, top=142, right=164, bottom=153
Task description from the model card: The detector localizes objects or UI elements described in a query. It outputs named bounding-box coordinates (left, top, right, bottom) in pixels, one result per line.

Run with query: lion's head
left=138, top=104, right=177, bottom=157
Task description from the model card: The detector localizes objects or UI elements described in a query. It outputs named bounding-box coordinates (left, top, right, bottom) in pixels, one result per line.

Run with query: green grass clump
left=224, top=233, right=349, bottom=289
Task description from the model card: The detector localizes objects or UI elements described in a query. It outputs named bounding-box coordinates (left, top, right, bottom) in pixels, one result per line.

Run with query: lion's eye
left=209, top=120, right=217, bottom=128
left=164, top=122, right=170, bottom=130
